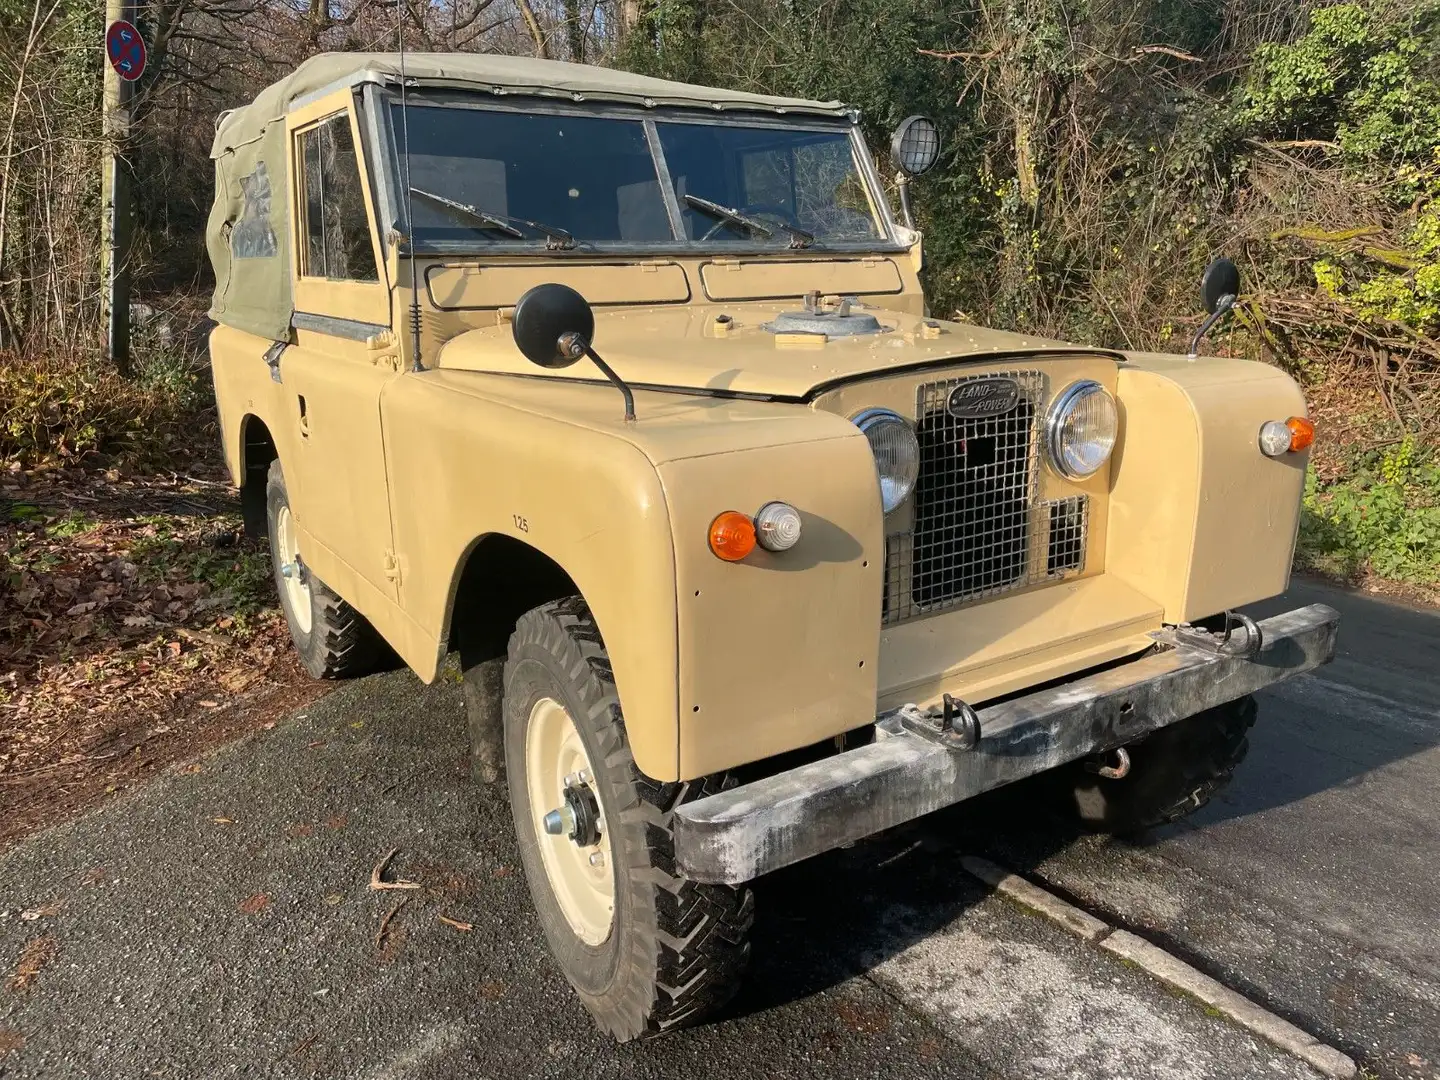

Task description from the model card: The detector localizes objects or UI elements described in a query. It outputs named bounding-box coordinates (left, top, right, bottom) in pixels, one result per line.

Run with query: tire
left=1063, top=696, right=1258, bottom=834
left=503, top=596, right=753, bottom=1040
left=265, top=460, right=383, bottom=680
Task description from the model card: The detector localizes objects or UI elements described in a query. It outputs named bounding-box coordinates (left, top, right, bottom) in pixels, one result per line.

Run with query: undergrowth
left=1298, top=437, right=1440, bottom=586
left=0, top=341, right=211, bottom=469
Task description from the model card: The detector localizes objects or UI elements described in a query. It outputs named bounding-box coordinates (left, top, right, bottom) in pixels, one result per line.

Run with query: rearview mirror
left=512, top=282, right=595, bottom=369
left=1201, top=257, right=1241, bottom=315
left=1188, top=257, right=1242, bottom=358
left=511, top=283, right=636, bottom=421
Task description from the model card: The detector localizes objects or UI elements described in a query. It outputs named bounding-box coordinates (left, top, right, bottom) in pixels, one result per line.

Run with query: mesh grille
left=880, top=371, right=1090, bottom=626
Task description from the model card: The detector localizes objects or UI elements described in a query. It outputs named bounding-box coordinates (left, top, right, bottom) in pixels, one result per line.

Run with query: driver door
left=280, top=91, right=401, bottom=609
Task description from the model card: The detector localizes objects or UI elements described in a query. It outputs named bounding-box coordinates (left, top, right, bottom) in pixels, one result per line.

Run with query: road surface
left=0, top=578, right=1435, bottom=1079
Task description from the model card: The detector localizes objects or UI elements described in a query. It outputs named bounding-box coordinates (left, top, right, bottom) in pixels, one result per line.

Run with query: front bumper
left=673, top=603, right=1339, bottom=884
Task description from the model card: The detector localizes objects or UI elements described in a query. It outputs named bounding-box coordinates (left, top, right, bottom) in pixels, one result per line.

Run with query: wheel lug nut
left=563, top=772, right=580, bottom=789
left=588, top=852, right=605, bottom=867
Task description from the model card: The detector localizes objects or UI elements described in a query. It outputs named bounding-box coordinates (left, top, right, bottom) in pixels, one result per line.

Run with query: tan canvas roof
left=212, top=52, right=849, bottom=158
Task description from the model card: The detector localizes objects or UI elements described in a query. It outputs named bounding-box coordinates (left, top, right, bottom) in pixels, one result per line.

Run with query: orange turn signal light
left=1286, top=416, right=1315, bottom=452
left=708, top=511, right=756, bottom=562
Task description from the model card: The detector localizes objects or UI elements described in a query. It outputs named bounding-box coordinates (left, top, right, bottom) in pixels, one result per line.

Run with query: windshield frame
left=368, top=86, right=905, bottom=257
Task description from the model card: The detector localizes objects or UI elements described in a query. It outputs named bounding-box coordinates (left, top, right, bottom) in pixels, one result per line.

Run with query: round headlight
left=891, top=115, right=940, bottom=176
left=1045, top=381, right=1118, bottom=479
left=853, top=409, right=920, bottom=513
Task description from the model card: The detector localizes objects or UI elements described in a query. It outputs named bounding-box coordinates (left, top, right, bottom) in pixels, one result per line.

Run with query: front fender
left=383, top=372, right=882, bottom=781
left=382, top=373, right=680, bottom=778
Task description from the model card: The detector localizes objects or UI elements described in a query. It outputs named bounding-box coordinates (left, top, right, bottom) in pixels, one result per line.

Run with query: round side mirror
left=512, top=283, right=595, bottom=368
left=890, top=115, right=940, bottom=176
left=1200, top=258, right=1241, bottom=314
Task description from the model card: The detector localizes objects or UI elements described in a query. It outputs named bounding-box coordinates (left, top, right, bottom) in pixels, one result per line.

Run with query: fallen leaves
left=238, top=892, right=271, bottom=915
left=0, top=1029, right=24, bottom=1056
left=19, top=900, right=64, bottom=921
left=438, top=914, right=473, bottom=932
left=6, top=935, right=56, bottom=992
left=478, top=980, right=505, bottom=1000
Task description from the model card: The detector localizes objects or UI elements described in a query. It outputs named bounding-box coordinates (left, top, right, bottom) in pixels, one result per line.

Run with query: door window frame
left=286, top=90, right=391, bottom=328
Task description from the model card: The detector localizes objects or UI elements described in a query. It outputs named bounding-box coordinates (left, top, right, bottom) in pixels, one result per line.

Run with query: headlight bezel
left=1044, top=380, right=1118, bottom=480
left=851, top=407, right=921, bottom=513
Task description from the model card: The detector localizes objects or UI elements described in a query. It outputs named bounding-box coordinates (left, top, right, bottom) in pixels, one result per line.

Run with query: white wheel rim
left=275, top=504, right=312, bottom=635
left=525, top=696, right=615, bottom=945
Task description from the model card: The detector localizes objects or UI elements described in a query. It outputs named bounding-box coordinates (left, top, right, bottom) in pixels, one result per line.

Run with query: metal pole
left=101, top=0, right=135, bottom=376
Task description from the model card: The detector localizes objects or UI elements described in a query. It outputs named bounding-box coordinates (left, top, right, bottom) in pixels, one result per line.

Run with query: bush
left=1298, top=437, right=1440, bottom=585
left=0, top=348, right=209, bottom=468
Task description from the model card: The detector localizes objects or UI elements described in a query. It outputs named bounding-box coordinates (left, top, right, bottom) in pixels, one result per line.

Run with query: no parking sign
left=105, top=20, right=146, bottom=82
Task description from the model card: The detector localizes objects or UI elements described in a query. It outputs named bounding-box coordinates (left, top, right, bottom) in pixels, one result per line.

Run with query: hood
left=435, top=303, right=1111, bottom=400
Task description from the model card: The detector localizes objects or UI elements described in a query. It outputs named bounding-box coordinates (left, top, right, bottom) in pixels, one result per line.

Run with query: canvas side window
left=298, top=114, right=378, bottom=282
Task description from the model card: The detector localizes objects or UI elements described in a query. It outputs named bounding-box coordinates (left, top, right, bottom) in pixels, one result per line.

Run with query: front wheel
left=503, top=597, right=754, bottom=1040
left=1059, top=696, right=1258, bottom=834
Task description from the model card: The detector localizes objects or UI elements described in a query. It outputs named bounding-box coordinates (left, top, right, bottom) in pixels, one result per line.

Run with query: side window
left=298, top=114, right=378, bottom=282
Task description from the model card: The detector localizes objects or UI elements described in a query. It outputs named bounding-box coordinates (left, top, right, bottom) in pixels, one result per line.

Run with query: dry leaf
left=7, top=935, right=56, bottom=992
left=18, top=901, right=63, bottom=921
left=212, top=816, right=235, bottom=825
left=479, top=980, right=505, bottom=1000
left=238, top=892, right=270, bottom=915
left=438, top=914, right=473, bottom=932
left=0, top=1029, right=24, bottom=1056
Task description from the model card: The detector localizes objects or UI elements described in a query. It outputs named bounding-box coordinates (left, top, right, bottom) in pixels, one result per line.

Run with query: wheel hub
left=525, top=697, right=615, bottom=945
left=543, top=777, right=602, bottom=848
left=274, top=504, right=312, bottom=635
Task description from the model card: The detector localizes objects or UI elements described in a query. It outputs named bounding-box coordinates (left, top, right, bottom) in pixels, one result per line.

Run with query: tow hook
left=1085, top=747, right=1131, bottom=780
left=896, top=694, right=982, bottom=751
left=1170, top=610, right=1264, bottom=659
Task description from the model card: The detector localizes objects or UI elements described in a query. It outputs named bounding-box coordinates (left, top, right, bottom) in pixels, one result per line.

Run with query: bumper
left=673, top=603, right=1339, bottom=884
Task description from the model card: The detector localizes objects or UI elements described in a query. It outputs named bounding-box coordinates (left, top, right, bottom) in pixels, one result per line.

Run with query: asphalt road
left=1, top=578, right=1435, bottom=1079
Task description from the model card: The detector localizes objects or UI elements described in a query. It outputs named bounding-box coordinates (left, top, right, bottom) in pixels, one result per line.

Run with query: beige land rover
left=205, top=52, right=1338, bottom=1040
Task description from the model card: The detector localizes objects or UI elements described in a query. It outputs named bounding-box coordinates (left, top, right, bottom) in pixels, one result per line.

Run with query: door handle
left=298, top=395, right=310, bottom=437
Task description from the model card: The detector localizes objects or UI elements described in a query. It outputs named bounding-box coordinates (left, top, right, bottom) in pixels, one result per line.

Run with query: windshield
left=389, top=100, right=888, bottom=251
left=393, top=105, right=671, bottom=246
left=655, top=122, right=881, bottom=244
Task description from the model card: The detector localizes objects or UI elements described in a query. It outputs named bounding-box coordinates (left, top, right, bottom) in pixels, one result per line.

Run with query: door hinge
left=382, top=549, right=403, bottom=584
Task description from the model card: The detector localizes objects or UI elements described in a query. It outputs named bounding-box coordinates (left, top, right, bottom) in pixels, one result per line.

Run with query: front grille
left=881, top=370, right=1090, bottom=626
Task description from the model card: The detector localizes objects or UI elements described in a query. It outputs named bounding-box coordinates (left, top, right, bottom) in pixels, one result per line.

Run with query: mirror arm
left=587, top=347, right=636, bottom=423
left=1187, top=293, right=1236, bottom=358
left=896, top=172, right=915, bottom=230
left=559, top=330, right=635, bottom=422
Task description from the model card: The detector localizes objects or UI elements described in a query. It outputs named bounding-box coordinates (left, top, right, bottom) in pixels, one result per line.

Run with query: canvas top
left=211, top=51, right=850, bottom=158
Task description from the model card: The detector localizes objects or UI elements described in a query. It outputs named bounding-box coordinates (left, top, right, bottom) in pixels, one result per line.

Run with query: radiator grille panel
left=880, top=371, right=1090, bottom=626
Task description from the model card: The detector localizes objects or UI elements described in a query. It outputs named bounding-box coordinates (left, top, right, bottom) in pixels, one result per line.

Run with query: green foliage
left=1241, top=1, right=1440, bottom=159
left=1298, top=438, right=1440, bottom=584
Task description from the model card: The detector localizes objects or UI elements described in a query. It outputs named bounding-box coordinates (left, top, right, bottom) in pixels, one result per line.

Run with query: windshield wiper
left=409, top=187, right=576, bottom=250
left=683, top=194, right=814, bottom=249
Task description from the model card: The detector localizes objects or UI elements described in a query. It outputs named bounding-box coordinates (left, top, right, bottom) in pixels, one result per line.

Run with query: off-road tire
left=504, top=597, right=754, bottom=1041
left=1063, top=695, right=1258, bottom=834
left=265, top=460, right=383, bottom=680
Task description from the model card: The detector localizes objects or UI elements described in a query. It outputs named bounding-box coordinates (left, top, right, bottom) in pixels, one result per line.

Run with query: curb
left=960, top=856, right=1357, bottom=1080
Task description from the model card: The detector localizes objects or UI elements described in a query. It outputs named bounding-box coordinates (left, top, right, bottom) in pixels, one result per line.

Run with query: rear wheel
left=504, top=597, right=753, bottom=1040
left=265, top=460, right=383, bottom=679
left=1060, top=696, right=1258, bottom=834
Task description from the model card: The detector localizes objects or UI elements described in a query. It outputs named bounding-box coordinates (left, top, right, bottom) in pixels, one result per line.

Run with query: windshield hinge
left=382, top=549, right=403, bottom=584
left=639, top=260, right=664, bottom=274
